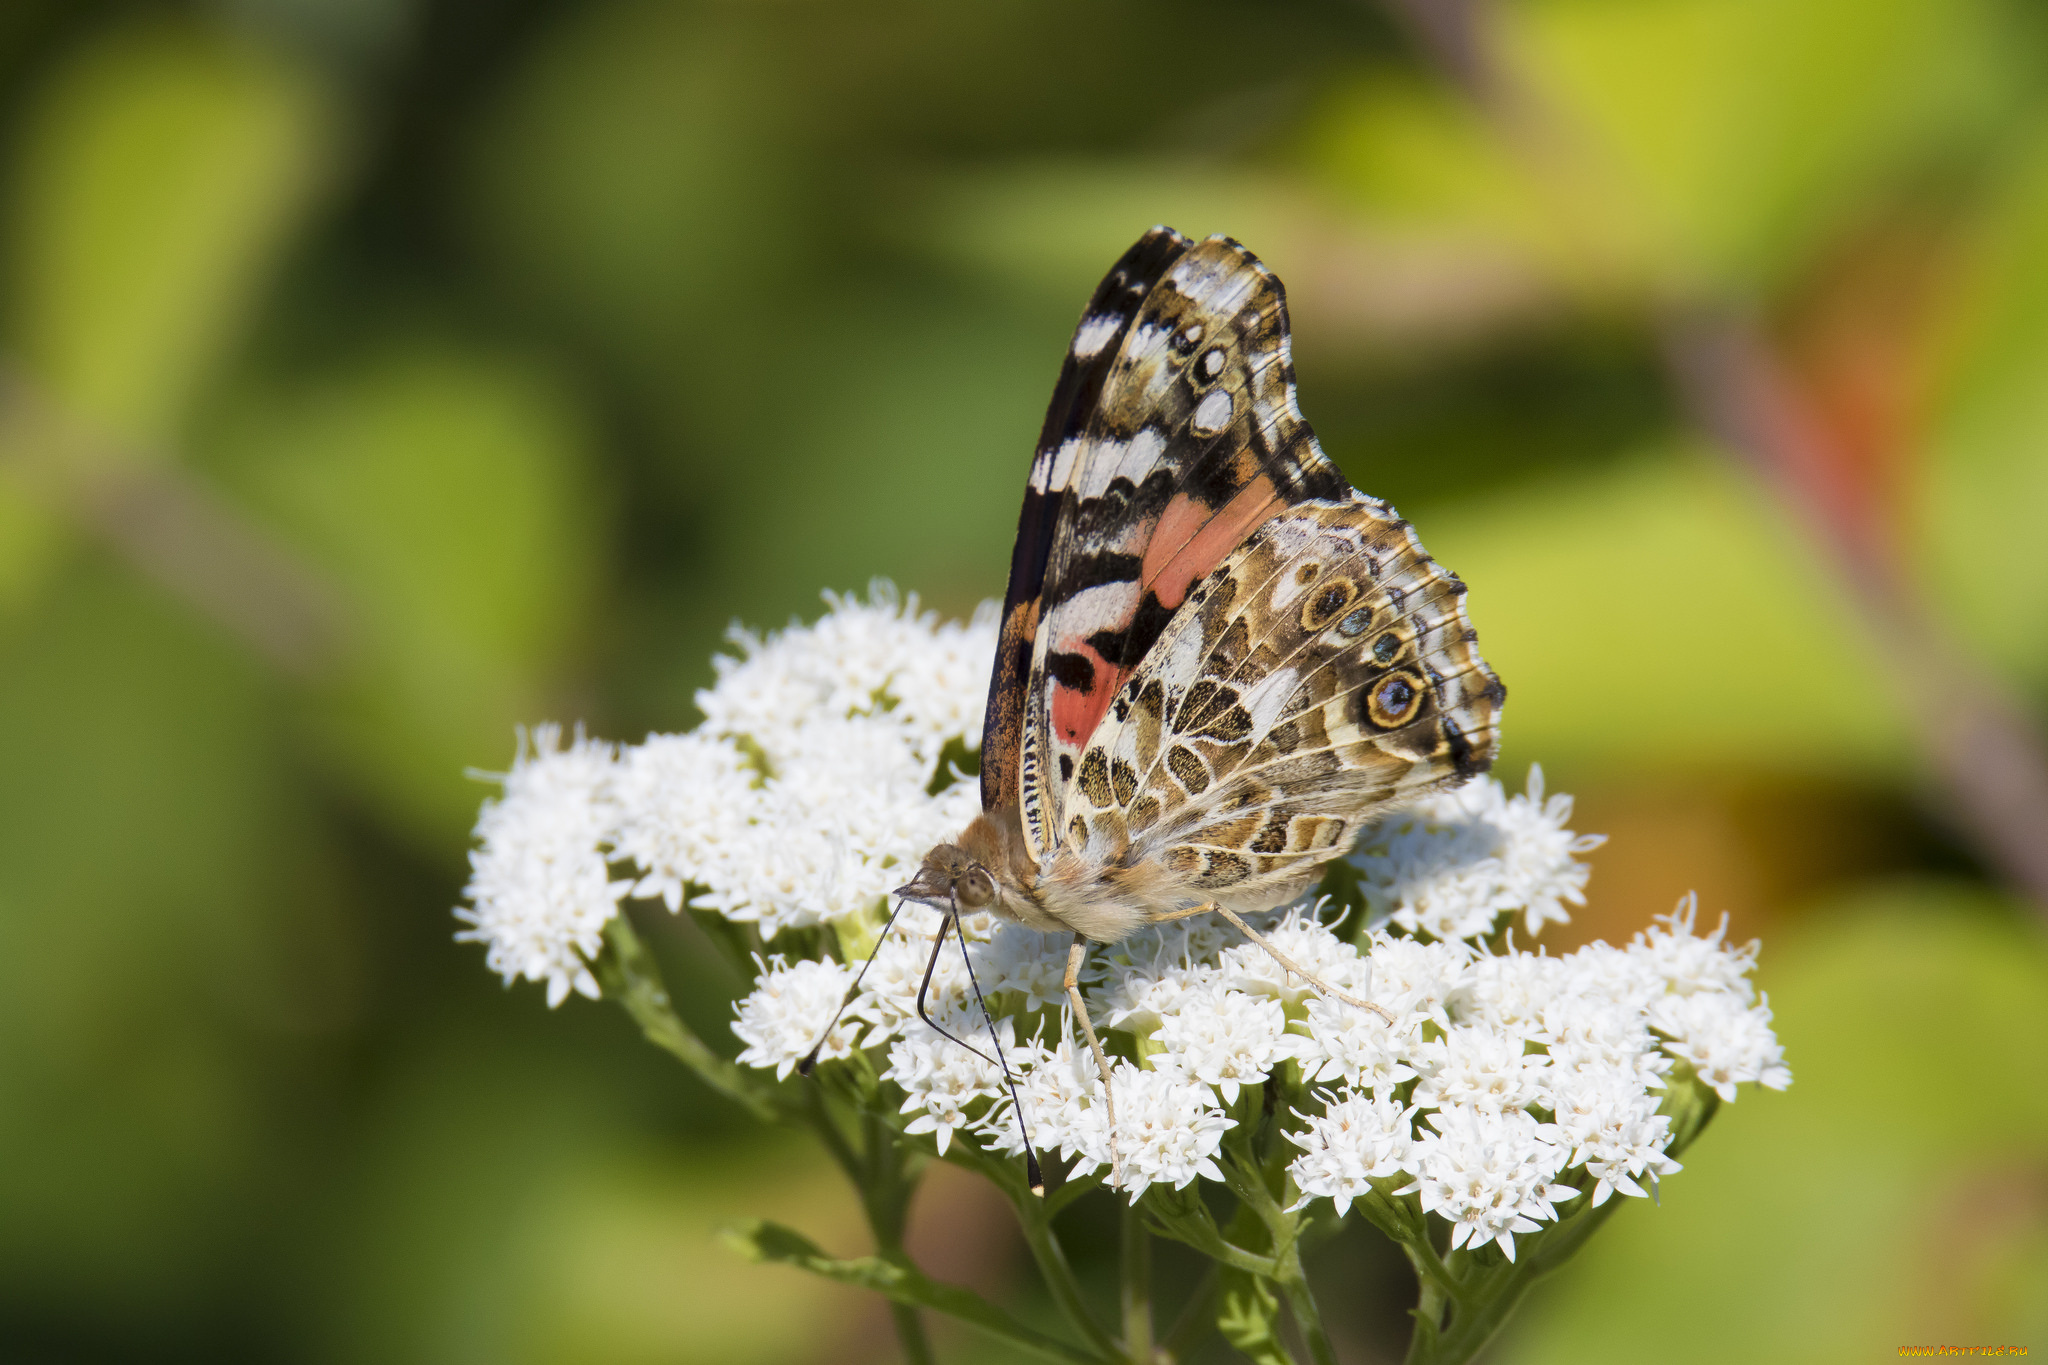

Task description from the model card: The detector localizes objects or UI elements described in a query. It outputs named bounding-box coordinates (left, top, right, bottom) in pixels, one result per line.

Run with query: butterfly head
left=894, top=844, right=997, bottom=913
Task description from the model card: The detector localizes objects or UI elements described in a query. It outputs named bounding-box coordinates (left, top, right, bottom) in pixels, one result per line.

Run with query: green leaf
left=1215, top=1265, right=1292, bottom=1365
left=1421, top=445, right=1909, bottom=779
left=1922, top=118, right=2048, bottom=697
left=722, top=1218, right=1107, bottom=1365
left=5, top=19, right=331, bottom=447
left=1505, top=0, right=2014, bottom=291
left=216, top=342, right=604, bottom=843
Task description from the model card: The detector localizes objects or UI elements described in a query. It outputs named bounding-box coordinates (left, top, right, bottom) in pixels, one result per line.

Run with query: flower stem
left=944, top=1144, right=1122, bottom=1361
left=1221, top=1141, right=1338, bottom=1365
left=1121, top=1201, right=1153, bottom=1364
left=857, top=1104, right=934, bottom=1365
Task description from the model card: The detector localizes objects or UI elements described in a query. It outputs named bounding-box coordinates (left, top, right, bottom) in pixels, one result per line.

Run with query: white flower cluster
left=459, top=587, right=1792, bottom=1262
left=458, top=585, right=995, bottom=1005
left=1352, top=765, right=1606, bottom=941
left=458, top=725, right=626, bottom=1006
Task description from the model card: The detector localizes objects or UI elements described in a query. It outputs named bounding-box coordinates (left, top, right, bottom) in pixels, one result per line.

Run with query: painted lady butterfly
left=861, top=228, right=1502, bottom=1187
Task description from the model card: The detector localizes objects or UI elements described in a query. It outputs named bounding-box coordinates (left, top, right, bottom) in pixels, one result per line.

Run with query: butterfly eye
left=1373, top=631, right=1401, bottom=662
left=958, top=868, right=996, bottom=909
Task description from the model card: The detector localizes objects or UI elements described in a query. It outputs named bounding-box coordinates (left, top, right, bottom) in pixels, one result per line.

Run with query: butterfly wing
left=1021, top=236, right=1503, bottom=915
left=1002, top=233, right=1361, bottom=865
left=1056, top=497, right=1503, bottom=912
left=980, top=226, right=1195, bottom=849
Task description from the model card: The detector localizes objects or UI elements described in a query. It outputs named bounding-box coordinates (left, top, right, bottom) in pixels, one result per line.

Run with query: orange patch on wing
left=1142, top=476, right=1280, bottom=609
left=1049, top=640, right=1118, bottom=747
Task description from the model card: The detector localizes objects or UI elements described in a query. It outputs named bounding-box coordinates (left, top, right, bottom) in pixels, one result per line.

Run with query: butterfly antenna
left=797, top=895, right=911, bottom=1078
left=950, top=908, right=1045, bottom=1197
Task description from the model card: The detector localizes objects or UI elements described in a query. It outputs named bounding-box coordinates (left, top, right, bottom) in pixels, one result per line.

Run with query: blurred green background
left=1, top=0, right=2044, bottom=1361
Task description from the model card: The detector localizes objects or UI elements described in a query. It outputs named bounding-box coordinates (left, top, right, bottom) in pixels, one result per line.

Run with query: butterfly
left=813, top=227, right=1503, bottom=1191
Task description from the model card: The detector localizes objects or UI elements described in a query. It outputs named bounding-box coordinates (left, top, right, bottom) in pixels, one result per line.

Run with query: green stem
left=1121, top=1201, right=1153, bottom=1364
left=889, top=1302, right=937, bottom=1365
left=1220, top=1140, right=1337, bottom=1365
left=1275, top=1270, right=1338, bottom=1365
left=945, top=1144, right=1122, bottom=1361
left=857, top=1104, right=934, bottom=1365
left=1139, top=1185, right=1283, bottom=1278
left=726, top=1220, right=1103, bottom=1365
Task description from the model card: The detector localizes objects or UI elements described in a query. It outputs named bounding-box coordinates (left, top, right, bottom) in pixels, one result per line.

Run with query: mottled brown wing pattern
left=1049, top=482, right=1503, bottom=914
left=1018, top=235, right=1352, bottom=861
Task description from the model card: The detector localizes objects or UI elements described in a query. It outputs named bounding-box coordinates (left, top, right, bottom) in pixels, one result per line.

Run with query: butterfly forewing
left=985, top=228, right=1196, bottom=861
left=1014, top=236, right=1360, bottom=860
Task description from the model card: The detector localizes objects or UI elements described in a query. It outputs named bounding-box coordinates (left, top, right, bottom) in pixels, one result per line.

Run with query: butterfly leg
left=1153, top=901, right=1396, bottom=1025
left=1064, top=935, right=1123, bottom=1191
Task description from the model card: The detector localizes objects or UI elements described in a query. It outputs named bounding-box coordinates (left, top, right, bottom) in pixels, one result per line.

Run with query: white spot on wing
left=1241, top=667, right=1299, bottom=737
left=1049, top=437, right=1081, bottom=490
left=1058, top=580, right=1142, bottom=640
left=1192, top=389, right=1233, bottom=436
left=1126, top=322, right=1171, bottom=363
left=1072, top=314, right=1121, bottom=360
left=1078, top=437, right=1128, bottom=499
left=1126, top=425, right=1166, bottom=475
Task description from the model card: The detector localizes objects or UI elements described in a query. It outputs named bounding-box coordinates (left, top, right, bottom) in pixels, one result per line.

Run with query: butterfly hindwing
left=1056, top=496, right=1503, bottom=906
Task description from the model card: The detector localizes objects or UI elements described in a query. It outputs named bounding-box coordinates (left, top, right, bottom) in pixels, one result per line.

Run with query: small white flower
left=1629, top=894, right=1761, bottom=1001
left=694, top=583, right=997, bottom=772
left=1559, top=939, right=1663, bottom=1014
left=1352, top=766, right=1603, bottom=942
left=1362, top=931, right=1475, bottom=1028
left=970, top=925, right=1073, bottom=1012
left=1293, top=996, right=1419, bottom=1097
left=888, top=1008, right=1015, bottom=1155
left=1399, top=1106, right=1578, bottom=1262
left=1548, top=1067, right=1682, bottom=1205
left=1155, top=985, right=1292, bottom=1103
left=685, top=715, right=977, bottom=938
left=456, top=725, right=625, bottom=1007
left=1287, top=1090, right=1415, bottom=1217
left=1651, top=991, right=1793, bottom=1102
left=1536, top=991, right=1670, bottom=1089
left=1090, top=935, right=1221, bottom=1034
left=850, top=910, right=972, bottom=1046
left=1412, top=1024, right=1550, bottom=1113
left=1488, top=765, right=1606, bottom=936
left=1102, top=1060, right=1235, bottom=1203
left=981, top=1018, right=1108, bottom=1170
left=611, top=730, right=758, bottom=912
left=1453, top=947, right=1567, bottom=1033
left=732, top=953, right=859, bottom=1079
